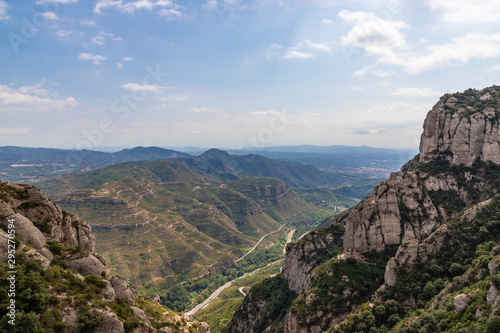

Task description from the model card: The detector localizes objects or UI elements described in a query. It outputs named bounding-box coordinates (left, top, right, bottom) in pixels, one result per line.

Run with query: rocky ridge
left=0, top=181, right=209, bottom=333
left=225, top=86, right=500, bottom=333
left=420, top=89, right=500, bottom=166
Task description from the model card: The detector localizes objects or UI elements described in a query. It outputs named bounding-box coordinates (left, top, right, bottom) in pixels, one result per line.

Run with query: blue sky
left=2, top=0, right=500, bottom=150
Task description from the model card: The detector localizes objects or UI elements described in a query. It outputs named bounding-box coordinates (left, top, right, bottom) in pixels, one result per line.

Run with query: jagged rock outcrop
left=342, top=171, right=443, bottom=256
left=282, top=228, right=337, bottom=293
left=420, top=91, right=500, bottom=166
left=384, top=224, right=447, bottom=286
left=343, top=89, right=500, bottom=257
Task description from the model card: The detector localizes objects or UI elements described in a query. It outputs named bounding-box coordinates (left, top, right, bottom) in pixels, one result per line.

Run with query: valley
left=0, top=144, right=413, bottom=332
left=33, top=157, right=344, bottom=314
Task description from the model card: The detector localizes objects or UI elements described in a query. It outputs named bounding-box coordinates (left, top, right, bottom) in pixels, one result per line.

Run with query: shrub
left=449, top=263, right=465, bottom=276
left=85, top=275, right=107, bottom=288
left=78, top=309, right=101, bottom=331
left=485, top=316, right=500, bottom=333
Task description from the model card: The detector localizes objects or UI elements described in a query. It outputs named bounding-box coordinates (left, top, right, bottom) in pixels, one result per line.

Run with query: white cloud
left=80, top=19, right=98, bottom=26
left=353, top=65, right=395, bottom=78
left=122, top=83, right=172, bottom=92
left=159, top=8, right=182, bottom=20
left=42, top=12, right=59, bottom=20
left=0, top=84, right=78, bottom=112
left=159, top=94, right=189, bottom=102
left=116, top=57, right=134, bottom=69
left=339, top=10, right=408, bottom=58
left=78, top=53, right=107, bottom=65
left=339, top=11, right=500, bottom=74
left=94, top=0, right=182, bottom=17
left=0, top=0, right=10, bottom=20
left=271, top=39, right=332, bottom=60
left=391, top=87, right=442, bottom=98
left=321, top=18, right=333, bottom=25
left=426, top=0, right=500, bottom=23
left=403, top=33, right=500, bottom=74
left=91, top=31, right=122, bottom=45
left=56, top=30, right=74, bottom=37
left=186, top=107, right=218, bottom=114
left=283, top=50, right=314, bottom=59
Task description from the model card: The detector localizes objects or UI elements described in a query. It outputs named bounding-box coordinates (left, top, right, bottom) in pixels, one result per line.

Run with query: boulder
left=93, top=311, right=125, bottom=333
left=454, top=294, right=470, bottom=313
left=111, top=276, right=135, bottom=306
left=64, top=254, right=106, bottom=277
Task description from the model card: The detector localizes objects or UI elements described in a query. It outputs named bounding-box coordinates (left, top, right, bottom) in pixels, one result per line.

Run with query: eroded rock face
left=420, top=94, right=500, bottom=166
left=0, top=182, right=95, bottom=253
left=283, top=228, right=336, bottom=294
left=343, top=172, right=442, bottom=256
left=111, top=276, right=136, bottom=306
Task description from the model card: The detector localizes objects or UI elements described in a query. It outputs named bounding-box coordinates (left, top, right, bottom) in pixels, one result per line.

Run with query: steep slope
left=0, top=181, right=209, bottom=332
left=226, top=87, right=500, bottom=333
left=36, top=159, right=334, bottom=312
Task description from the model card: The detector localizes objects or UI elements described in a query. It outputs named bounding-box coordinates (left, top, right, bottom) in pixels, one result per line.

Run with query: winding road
left=234, top=224, right=286, bottom=263
left=184, top=224, right=288, bottom=319
left=184, top=259, right=283, bottom=319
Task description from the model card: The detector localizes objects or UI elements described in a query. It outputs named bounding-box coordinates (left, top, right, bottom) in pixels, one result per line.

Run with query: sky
left=1, top=0, right=500, bottom=150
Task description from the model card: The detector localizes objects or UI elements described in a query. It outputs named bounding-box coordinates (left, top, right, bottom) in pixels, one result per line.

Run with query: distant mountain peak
left=199, top=148, right=232, bottom=159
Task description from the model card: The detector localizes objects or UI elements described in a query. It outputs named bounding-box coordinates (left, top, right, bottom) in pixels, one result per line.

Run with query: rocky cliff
left=344, top=87, right=500, bottom=256
left=0, top=181, right=209, bottom=333
left=420, top=89, right=500, bottom=166
left=226, top=86, right=500, bottom=333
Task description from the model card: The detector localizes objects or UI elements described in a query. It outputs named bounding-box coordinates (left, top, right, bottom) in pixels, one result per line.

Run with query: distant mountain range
left=0, top=145, right=416, bottom=185
left=169, top=148, right=358, bottom=188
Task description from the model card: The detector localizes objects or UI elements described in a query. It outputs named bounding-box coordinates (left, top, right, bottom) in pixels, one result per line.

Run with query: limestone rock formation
left=282, top=228, right=337, bottom=293
left=420, top=91, right=500, bottom=166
